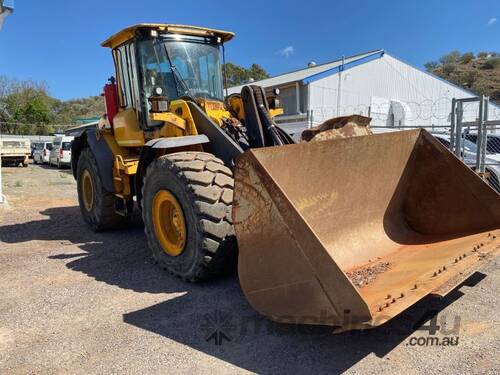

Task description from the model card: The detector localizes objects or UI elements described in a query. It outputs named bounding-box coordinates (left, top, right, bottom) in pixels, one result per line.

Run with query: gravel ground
left=0, top=163, right=499, bottom=374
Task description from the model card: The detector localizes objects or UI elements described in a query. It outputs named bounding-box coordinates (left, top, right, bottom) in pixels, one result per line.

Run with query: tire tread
left=142, top=151, right=236, bottom=281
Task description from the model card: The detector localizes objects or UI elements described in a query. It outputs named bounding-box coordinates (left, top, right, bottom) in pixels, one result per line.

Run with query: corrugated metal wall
left=308, top=54, right=500, bottom=128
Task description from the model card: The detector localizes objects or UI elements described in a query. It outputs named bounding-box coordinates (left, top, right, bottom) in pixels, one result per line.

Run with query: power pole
left=0, top=0, right=13, bottom=203
left=0, top=0, right=14, bottom=30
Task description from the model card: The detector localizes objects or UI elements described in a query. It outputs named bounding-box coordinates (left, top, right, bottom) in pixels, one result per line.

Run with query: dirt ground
left=0, top=164, right=499, bottom=374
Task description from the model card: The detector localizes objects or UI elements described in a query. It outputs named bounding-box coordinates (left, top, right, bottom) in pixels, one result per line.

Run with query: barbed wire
left=0, top=121, right=78, bottom=128
left=306, top=84, right=500, bottom=124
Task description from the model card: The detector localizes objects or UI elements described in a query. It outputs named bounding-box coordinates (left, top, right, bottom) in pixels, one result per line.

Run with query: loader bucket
left=233, top=129, right=500, bottom=331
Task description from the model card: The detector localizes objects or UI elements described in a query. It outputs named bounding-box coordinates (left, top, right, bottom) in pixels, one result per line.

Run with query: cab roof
left=101, top=23, right=234, bottom=49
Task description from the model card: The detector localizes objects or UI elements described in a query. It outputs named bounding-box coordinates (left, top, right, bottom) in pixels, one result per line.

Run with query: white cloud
left=278, top=46, right=294, bottom=57
left=487, top=17, right=497, bottom=26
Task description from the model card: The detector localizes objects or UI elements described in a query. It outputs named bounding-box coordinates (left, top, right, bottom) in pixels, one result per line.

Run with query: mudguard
left=71, top=128, right=115, bottom=193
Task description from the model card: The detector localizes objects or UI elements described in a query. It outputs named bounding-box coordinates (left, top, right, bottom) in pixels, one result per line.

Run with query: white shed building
left=228, top=49, right=500, bottom=136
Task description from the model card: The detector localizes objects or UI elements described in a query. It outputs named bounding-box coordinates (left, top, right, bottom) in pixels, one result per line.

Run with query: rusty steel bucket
left=233, top=129, right=500, bottom=331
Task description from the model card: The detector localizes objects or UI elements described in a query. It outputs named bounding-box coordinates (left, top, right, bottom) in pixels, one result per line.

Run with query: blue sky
left=0, top=0, right=498, bottom=100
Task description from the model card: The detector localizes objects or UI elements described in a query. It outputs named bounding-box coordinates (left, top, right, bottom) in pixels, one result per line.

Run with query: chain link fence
left=450, top=96, right=500, bottom=192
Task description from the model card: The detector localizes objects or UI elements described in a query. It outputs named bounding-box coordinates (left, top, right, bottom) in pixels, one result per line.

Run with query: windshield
left=462, top=139, right=477, bottom=153
left=138, top=35, right=224, bottom=105
left=62, top=142, right=72, bottom=151
left=435, top=135, right=478, bottom=153
left=486, top=137, right=500, bottom=154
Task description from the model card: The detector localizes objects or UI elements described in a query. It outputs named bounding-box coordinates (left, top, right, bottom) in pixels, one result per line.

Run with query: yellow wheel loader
left=69, top=24, right=500, bottom=331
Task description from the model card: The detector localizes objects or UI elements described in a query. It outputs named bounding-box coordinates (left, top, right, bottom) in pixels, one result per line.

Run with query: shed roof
left=227, top=49, right=384, bottom=93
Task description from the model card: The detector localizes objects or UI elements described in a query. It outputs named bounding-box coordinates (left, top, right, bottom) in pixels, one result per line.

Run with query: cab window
left=114, top=43, right=139, bottom=109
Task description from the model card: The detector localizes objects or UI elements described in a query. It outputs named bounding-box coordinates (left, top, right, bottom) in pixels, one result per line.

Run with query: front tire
left=76, top=148, right=129, bottom=231
left=142, top=152, right=237, bottom=281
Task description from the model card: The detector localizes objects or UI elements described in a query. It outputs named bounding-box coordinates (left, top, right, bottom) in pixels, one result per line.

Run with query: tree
left=248, top=64, right=269, bottom=82
left=424, top=61, right=439, bottom=71
left=482, top=57, right=500, bottom=70
left=0, top=76, right=54, bottom=134
left=222, top=62, right=269, bottom=86
left=442, top=63, right=456, bottom=75
left=459, top=70, right=477, bottom=88
left=460, top=52, right=474, bottom=64
left=0, top=76, right=106, bottom=135
left=440, top=50, right=461, bottom=65
left=424, top=50, right=500, bottom=100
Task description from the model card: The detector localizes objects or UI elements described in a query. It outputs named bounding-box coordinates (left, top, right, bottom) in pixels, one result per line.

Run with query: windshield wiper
left=163, top=45, right=196, bottom=100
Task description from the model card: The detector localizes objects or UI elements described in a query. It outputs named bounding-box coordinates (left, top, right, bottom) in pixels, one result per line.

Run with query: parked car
left=49, top=136, right=74, bottom=168
left=0, top=138, right=30, bottom=167
left=465, top=133, right=500, bottom=155
left=32, top=141, right=53, bottom=164
left=465, top=133, right=500, bottom=174
left=432, top=132, right=500, bottom=192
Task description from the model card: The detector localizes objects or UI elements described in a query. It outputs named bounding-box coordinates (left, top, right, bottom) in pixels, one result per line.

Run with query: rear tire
left=76, top=148, right=129, bottom=231
left=142, top=152, right=237, bottom=281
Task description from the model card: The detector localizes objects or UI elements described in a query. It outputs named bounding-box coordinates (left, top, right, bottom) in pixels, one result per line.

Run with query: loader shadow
left=123, top=272, right=486, bottom=374
left=0, top=205, right=489, bottom=373
left=0, top=205, right=211, bottom=294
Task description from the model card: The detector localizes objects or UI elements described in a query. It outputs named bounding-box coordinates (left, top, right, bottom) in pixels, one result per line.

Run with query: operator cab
left=101, top=24, right=233, bottom=129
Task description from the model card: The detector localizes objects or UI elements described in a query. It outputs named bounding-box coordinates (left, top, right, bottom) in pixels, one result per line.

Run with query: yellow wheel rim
left=82, top=169, right=94, bottom=211
left=152, top=190, right=187, bottom=256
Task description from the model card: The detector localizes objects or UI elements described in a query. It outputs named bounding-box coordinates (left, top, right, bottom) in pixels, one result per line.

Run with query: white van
left=49, top=135, right=74, bottom=168
left=33, top=141, right=53, bottom=164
